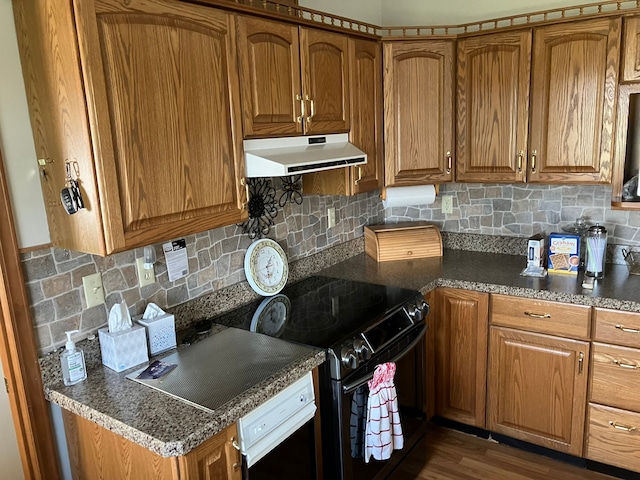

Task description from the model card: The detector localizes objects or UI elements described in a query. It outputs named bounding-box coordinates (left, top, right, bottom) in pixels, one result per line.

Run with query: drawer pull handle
left=609, top=421, right=637, bottom=432
left=615, top=324, right=640, bottom=334
left=524, top=311, right=551, bottom=319
left=613, top=360, right=639, bottom=370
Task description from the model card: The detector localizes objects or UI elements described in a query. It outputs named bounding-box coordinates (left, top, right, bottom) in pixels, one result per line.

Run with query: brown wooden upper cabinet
left=528, top=18, right=620, bottom=184
left=303, top=38, right=383, bottom=195
left=622, top=16, right=640, bottom=82
left=15, top=0, right=247, bottom=255
left=457, top=18, right=620, bottom=184
left=236, top=15, right=350, bottom=137
left=383, top=40, right=456, bottom=186
left=456, top=30, right=532, bottom=183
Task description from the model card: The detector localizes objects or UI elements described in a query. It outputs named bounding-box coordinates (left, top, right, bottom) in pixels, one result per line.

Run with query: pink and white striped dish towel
left=364, top=362, right=404, bottom=463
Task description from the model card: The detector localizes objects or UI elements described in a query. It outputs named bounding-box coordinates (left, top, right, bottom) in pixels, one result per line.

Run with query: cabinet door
left=456, top=31, right=531, bottom=183
left=528, top=17, right=620, bottom=184
left=89, top=0, right=247, bottom=251
left=300, top=27, right=350, bottom=135
left=435, top=288, right=488, bottom=427
left=178, top=423, right=241, bottom=480
left=236, top=15, right=303, bottom=137
left=384, top=40, right=455, bottom=186
left=487, top=326, right=589, bottom=455
left=303, top=38, right=382, bottom=195
left=622, top=16, right=640, bottom=82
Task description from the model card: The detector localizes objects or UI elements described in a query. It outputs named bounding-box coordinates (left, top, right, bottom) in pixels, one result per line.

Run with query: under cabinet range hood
left=244, top=133, right=367, bottom=177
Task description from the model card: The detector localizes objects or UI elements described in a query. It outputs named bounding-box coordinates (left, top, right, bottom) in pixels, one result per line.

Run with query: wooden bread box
left=364, top=222, right=443, bottom=262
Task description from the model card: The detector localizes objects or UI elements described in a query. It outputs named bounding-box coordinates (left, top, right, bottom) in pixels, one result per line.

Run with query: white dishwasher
left=236, top=371, right=316, bottom=471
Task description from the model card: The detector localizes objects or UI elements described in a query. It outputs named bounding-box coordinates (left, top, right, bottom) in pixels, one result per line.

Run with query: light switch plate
left=442, top=195, right=453, bottom=214
left=82, top=273, right=105, bottom=308
left=327, top=207, right=336, bottom=229
left=137, top=257, right=156, bottom=287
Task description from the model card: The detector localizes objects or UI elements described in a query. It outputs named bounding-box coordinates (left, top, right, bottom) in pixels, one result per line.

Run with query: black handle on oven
left=342, top=323, right=427, bottom=395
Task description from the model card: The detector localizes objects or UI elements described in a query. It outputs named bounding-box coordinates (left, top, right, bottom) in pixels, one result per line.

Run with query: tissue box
left=135, top=313, right=177, bottom=356
left=98, top=325, right=149, bottom=372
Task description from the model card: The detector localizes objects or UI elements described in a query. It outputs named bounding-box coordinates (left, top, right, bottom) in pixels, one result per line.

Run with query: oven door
left=323, top=322, right=427, bottom=480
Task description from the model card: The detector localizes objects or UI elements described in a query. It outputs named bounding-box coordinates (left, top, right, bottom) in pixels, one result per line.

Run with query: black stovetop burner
left=213, top=276, right=419, bottom=350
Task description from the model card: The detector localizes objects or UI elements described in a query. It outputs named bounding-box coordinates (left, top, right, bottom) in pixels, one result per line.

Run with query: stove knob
left=341, top=347, right=358, bottom=370
left=406, top=303, right=421, bottom=320
left=353, top=338, right=371, bottom=361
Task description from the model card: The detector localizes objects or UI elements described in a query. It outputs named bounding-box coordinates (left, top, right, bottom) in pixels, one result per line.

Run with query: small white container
left=135, top=313, right=177, bottom=356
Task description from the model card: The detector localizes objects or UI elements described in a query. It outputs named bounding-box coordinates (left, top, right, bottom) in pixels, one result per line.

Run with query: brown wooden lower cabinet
left=434, top=288, right=489, bottom=428
left=487, top=326, right=589, bottom=456
left=63, top=410, right=241, bottom=480
left=586, top=403, right=640, bottom=472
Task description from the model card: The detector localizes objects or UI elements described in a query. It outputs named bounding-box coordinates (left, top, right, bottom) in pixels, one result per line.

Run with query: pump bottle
left=61, top=330, right=87, bottom=386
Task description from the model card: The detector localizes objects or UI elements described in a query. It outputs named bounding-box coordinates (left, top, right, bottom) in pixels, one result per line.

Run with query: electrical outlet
left=82, top=273, right=105, bottom=308
left=137, top=257, right=156, bottom=287
left=327, top=207, right=336, bottom=229
left=442, top=195, right=453, bottom=214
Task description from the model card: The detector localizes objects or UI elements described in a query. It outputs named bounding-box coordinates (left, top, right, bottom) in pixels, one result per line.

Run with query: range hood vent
left=244, top=134, right=367, bottom=178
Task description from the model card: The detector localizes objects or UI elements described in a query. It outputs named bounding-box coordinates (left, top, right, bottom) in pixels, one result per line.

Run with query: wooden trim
left=381, top=0, right=640, bottom=38
left=18, top=243, right=52, bottom=254
left=0, top=149, right=60, bottom=478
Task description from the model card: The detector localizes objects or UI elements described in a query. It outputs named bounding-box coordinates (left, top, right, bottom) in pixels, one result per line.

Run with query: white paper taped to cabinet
left=382, top=185, right=436, bottom=209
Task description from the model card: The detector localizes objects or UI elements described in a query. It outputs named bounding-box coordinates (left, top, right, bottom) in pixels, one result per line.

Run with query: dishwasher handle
left=342, top=323, right=427, bottom=395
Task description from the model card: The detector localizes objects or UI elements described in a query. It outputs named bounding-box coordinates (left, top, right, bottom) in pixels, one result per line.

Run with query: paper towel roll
left=382, top=185, right=437, bottom=208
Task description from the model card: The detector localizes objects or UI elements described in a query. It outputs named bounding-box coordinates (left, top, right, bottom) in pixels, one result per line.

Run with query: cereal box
left=547, top=233, right=581, bottom=275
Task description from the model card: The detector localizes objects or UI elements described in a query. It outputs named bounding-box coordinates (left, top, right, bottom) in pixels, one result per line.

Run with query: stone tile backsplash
left=23, top=182, right=640, bottom=354
left=23, top=187, right=383, bottom=353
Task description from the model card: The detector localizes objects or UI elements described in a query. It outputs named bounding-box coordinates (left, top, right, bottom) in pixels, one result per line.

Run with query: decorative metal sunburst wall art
left=279, top=175, right=303, bottom=206
left=238, top=178, right=278, bottom=239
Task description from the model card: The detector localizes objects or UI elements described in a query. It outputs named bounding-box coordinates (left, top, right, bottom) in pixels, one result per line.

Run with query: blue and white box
left=98, top=325, right=149, bottom=372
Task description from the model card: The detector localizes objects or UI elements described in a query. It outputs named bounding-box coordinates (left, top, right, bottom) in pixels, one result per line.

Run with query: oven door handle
left=342, top=323, right=427, bottom=395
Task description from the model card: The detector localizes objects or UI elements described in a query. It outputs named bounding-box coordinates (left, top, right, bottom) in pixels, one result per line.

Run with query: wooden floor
left=387, top=425, right=618, bottom=480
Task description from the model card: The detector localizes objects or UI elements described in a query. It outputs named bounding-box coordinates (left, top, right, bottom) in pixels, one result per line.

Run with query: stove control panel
left=404, top=297, right=429, bottom=322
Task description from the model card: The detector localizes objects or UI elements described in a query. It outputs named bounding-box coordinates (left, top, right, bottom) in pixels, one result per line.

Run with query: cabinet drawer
left=587, top=403, right=640, bottom=472
left=591, top=342, right=640, bottom=411
left=490, top=294, right=590, bottom=339
left=594, top=308, right=640, bottom=348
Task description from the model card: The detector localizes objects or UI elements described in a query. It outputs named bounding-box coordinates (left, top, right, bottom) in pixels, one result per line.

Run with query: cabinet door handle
left=615, top=324, right=640, bottom=334
left=530, top=150, right=537, bottom=173
left=305, top=95, right=314, bottom=123
left=446, top=151, right=452, bottom=174
left=524, top=311, right=551, bottom=319
left=240, top=178, right=250, bottom=209
left=609, top=421, right=637, bottom=432
left=578, top=351, right=584, bottom=375
left=613, top=359, right=639, bottom=370
left=296, top=94, right=305, bottom=124
left=517, top=150, right=524, bottom=172
left=355, top=166, right=363, bottom=185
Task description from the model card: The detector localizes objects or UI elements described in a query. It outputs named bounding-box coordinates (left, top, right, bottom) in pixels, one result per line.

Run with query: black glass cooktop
left=213, top=276, right=419, bottom=349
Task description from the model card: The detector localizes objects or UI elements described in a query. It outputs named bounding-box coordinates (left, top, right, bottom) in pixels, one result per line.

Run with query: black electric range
left=212, top=275, right=428, bottom=381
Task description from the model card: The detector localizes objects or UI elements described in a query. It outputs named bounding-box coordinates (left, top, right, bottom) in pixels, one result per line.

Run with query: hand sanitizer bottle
left=61, top=330, right=87, bottom=386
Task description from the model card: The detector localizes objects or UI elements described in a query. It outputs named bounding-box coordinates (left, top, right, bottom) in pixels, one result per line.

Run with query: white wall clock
left=244, top=238, right=289, bottom=296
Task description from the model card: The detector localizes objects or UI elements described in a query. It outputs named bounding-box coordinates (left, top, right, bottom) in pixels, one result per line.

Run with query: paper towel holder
left=380, top=185, right=440, bottom=201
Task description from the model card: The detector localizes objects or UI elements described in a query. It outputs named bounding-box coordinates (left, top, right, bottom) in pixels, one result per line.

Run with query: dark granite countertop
left=46, top=325, right=325, bottom=457
left=319, top=251, right=640, bottom=311
left=44, top=246, right=640, bottom=459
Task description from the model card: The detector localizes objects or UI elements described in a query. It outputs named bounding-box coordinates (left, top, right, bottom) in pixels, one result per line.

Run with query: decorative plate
left=250, top=294, right=291, bottom=337
left=244, top=238, right=289, bottom=296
